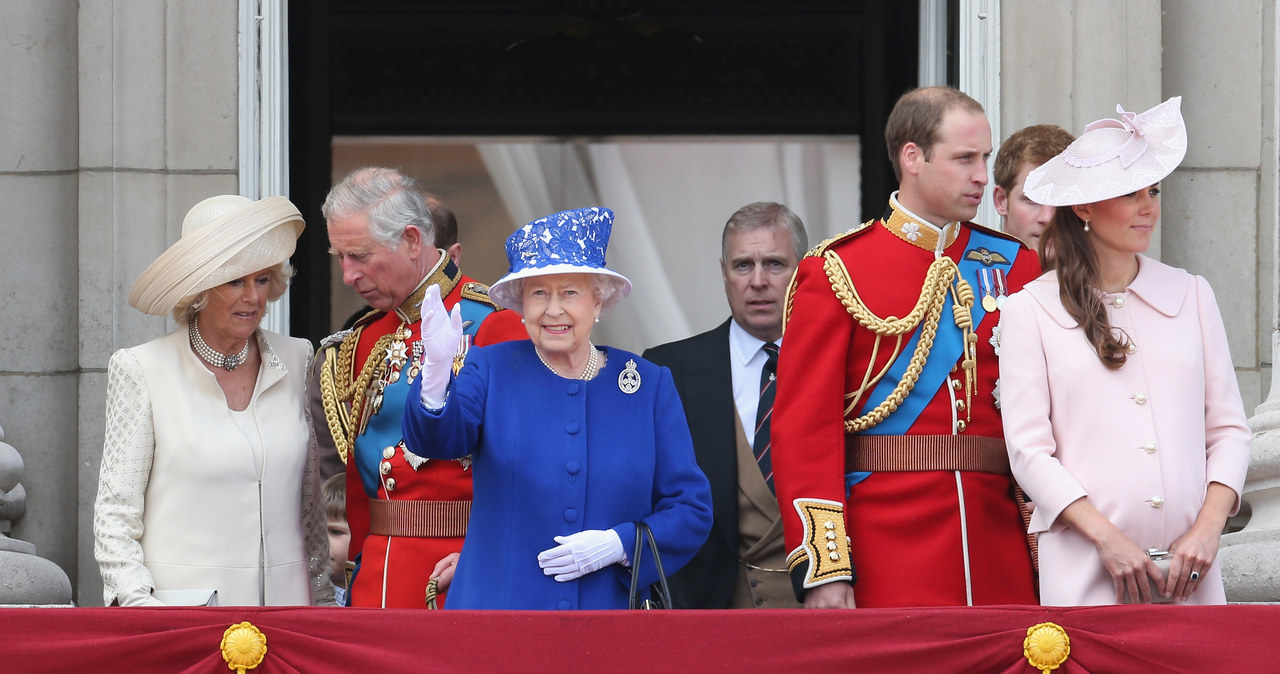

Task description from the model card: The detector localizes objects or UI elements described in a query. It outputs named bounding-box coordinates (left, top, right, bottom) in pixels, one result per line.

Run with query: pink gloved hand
left=417, top=284, right=463, bottom=409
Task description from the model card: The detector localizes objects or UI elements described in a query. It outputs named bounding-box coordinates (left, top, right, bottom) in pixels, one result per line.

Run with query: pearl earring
left=594, top=316, right=600, bottom=323
left=1083, top=220, right=1091, bottom=233
left=520, top=318, right=526, bottom=324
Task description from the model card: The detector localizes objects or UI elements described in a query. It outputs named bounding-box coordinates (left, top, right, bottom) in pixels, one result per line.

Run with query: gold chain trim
left=822, top=250, right=976, bottom=433
left=319, top=343, right=353, bottom=464
left=319, top=258, right=462, bottom=464
left=319, top=323, right=403, bottom=463
left=783, top=220, right=875, bottom=332
left=782, top=265, right=801, bottom=331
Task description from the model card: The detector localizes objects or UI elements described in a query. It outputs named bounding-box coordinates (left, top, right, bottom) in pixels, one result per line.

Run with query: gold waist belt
left=845, top=435, right=1010, bottom=475
left=368, top=499, right=471, bottom=538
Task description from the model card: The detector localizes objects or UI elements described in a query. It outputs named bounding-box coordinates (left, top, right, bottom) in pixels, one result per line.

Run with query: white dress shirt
left=728, top=319, right=782, bottom=442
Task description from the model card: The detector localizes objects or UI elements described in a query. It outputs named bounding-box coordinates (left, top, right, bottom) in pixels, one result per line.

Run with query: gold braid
left=822, top=251, right=975, bottom=433
left=318, top=324, right=398, bottom=463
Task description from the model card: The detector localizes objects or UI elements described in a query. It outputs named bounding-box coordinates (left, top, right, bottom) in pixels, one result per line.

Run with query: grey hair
left=589, top=275, right=627, bottom=316
left=721, top=201, right=809, bottom=261
left=321, top=167, right=435, bottom=250
left=173, top=262, right=293, bottom=325
left=507, top=273, right=629, bottom=317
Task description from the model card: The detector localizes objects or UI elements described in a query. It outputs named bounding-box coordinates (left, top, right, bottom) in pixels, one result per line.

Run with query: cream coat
left=999, top=256, right=1251, bottom=606
left=94, top=328, right=330, bottom=606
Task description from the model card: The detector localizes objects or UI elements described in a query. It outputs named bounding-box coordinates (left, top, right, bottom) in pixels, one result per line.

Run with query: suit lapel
left=679, top=320, right=738, bottom=551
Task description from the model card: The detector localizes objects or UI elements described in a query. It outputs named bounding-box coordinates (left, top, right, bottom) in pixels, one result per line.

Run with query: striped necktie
left=753, top=342, right=779, bottom=494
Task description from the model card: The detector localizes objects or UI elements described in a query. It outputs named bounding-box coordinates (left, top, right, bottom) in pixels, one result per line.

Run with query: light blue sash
left=860, top=228, right=1020, bottom=435
left=845, top=229, right=1019, bottom=492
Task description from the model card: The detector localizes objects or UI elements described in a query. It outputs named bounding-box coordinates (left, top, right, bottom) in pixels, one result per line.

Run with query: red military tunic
left=316, top=256, right=526, bottom=608
left=772, top=198, right=1040, bottom=608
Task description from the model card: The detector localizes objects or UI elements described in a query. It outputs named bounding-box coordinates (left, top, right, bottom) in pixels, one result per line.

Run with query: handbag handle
left=628, top=521, right=673, bottom=609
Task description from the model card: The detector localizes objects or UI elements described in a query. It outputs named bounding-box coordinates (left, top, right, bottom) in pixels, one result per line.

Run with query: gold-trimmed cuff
left=790, top=498, right=853, bottom=588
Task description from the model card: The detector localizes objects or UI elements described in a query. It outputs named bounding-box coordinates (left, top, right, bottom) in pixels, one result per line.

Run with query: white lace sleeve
left=301, top=342, right=337, bottom=606
left=92, top=349, right=160, bottom=606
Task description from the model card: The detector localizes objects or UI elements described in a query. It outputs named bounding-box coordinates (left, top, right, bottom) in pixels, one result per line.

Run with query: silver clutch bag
left=1146, top=549, right=1173, bottom=604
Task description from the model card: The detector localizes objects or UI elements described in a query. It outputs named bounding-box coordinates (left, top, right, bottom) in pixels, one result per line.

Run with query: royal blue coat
left=403, top=341, right=712, bottom=610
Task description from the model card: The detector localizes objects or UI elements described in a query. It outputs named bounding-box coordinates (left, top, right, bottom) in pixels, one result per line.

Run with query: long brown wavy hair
left=1038, top=207, right=1130, bottom=369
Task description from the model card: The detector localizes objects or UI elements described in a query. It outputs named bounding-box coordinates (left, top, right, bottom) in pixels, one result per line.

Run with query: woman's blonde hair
left=173, top=261, right=294, bottom=324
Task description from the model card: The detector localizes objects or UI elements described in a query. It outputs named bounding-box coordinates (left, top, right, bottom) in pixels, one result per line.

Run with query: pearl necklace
left=535, top=342, right=599, bottom=381
left=189, top=316, right=251, bottom=371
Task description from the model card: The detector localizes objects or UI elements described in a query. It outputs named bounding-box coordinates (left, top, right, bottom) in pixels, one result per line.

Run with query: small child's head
left=321, top=473, right=350, bottom=587
left=993, top=124, right=1075, bottom=254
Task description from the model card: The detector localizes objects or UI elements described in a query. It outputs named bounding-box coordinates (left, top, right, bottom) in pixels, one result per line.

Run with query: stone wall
left=1, top=0, right=88, bottom=603
left=75, top=0, right=241, bottom=606
left=1000, top=0, right=1276, bottom=413
left=1, top=1, right=241, bottom=606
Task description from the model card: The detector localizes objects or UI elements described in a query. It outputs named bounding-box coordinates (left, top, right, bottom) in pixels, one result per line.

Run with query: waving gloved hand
left=536, top=529, right=626, bottom=582
left=417, top=284, right=464, bottom=409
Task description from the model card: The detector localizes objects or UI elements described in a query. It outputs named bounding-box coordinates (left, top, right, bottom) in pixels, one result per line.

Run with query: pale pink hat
left=128, top=195, right=305, bottom=316
left=1023, top=96, right=1186, bottom=207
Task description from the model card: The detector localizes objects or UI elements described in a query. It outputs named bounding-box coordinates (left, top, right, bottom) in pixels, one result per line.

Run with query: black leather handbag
left=628, top=521, right=673, bottom=609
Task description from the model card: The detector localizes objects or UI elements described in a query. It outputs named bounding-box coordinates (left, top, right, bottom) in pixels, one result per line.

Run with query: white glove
left=536, top=529, right=626, bottom=582
left=117, top=586, right=165, bottom=607
left=417, top=284, right=464, bottom=409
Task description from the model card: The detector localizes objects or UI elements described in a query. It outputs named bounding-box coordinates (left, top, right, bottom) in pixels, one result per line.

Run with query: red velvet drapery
left=1, top=604, right=1273, bottom=672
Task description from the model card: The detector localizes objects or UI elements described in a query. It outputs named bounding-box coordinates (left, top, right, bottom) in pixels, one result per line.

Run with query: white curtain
left=478, top=139, right=861, bottom=352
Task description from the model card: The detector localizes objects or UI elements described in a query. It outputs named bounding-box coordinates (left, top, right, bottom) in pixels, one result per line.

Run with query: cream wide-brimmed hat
left=488, top=207, right=632, bottom=315
left=1023, top=96, right=1187, bottom=207
left=128, top=195, right=305, bottom=316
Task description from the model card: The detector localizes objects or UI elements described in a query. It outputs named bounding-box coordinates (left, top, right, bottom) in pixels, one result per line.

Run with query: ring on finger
left=1189, top=570, right=1201, bottom=582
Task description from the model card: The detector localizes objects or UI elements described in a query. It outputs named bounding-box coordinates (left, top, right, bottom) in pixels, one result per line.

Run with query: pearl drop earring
left=1083, top=220, right=1091, bottom=233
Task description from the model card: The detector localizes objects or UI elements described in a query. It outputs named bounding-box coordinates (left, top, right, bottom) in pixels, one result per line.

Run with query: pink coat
left=999, top=256, right=1251, bottom=606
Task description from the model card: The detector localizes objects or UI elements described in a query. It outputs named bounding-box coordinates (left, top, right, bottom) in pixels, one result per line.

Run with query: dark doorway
left=288, top=1, right=918, bottom=342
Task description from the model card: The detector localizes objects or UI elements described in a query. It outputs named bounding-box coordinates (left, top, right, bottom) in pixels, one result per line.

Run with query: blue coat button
left=564, top=508, right=578, bottom=522
left=566, top=382, right=580, bottom=396
left=566, top=421, right=580, bottom=434
left=566, top=461, right=580, bottom=474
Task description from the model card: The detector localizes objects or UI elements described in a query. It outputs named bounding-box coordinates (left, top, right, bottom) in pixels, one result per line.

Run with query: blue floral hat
left=488, top=207, right=632, bottom=314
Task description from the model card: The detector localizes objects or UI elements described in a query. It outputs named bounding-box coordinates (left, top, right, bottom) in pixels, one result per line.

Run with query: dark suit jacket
left=643, top=319, right=739, bottom=609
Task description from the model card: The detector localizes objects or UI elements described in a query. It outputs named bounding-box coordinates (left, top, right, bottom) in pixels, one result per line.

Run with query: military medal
left=452, top=335, right=472, bottom=376
left=407, top=340, right=424, bottom=382
left=979, top=268, right=998, bottom=312
left=618, top=358, right=641, bottom=394
left=994, top=269, right=1009, bottom=310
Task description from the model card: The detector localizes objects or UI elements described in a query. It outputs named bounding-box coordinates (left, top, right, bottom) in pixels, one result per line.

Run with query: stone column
left=1220, top=0, right=1280, bottom=603
left=999, top=0, right=1164, bottom=250
left=75, top=1, right=242, bottom=605
left=0, top=425, right=72, bottom=605
left=0, top=0, right=81, bottom=594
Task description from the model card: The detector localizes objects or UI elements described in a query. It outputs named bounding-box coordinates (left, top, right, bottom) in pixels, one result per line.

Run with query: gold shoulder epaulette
left=459, top=281, right=502, bottom=310
left=966, top=220, right=1032, bottom=249
left=784, top=219, right=877, bottom=330
left=807, top=219, right=877, bottom=257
